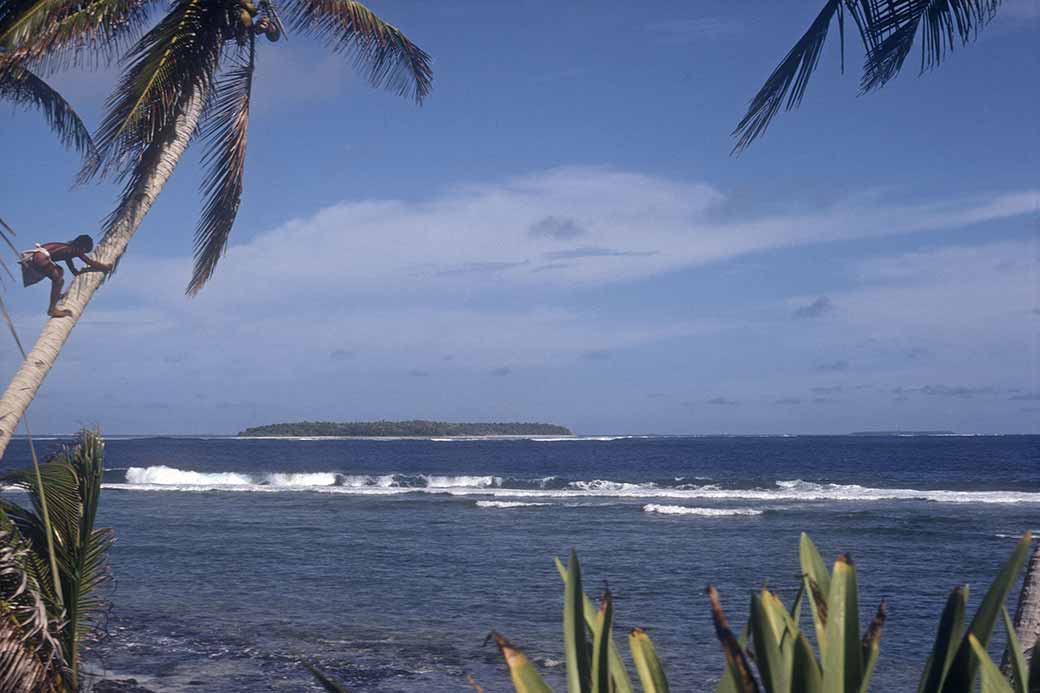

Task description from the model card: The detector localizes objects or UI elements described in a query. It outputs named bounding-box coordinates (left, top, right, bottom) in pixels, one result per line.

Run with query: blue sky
left=1, top=0, right=1038, bottom=434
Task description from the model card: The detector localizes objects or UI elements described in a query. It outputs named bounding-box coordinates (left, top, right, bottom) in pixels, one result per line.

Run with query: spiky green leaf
left=943, top=532, right=1033, bottom=693
left=919, top=586, right=968, bottom=693
left=629, top=628, right=670, bottom=693
left=792, top=631, right=823, bottom=693
left=591, top=593, right=614, bottom=693
left=707, top=586, right=757, bottom=693
left=801, top=533, right=831, bottom=658
left=554, top=557, right=633, bottom=693
left=563, top=549, right=591, bottom=693
left=751, top=591, right=791, bottom=693
left=823, top=554, right=861, bottom=693
left=1002, top=606, right=1028, bottom=693
left=493, top=633, right=553, bottom=693
left=969, top=634, right=1015, bottom=693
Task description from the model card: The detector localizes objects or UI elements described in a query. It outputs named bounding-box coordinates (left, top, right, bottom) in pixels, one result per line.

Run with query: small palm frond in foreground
left=0, top=518, right=66, bottom=692
left=0, top=430, right=114, bottom=690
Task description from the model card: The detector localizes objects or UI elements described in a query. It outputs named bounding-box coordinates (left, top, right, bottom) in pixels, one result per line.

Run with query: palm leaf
left=861, top=0, right=1001, bottom=92
left=1, top=431, right=112, bottom=688
left=732, top=0, right=846, bottom=154
left=0, top=60, right=95, bottom=158
left=284, top=0, right=431, bottom=103
left=187, top=36, right=255, bottom=296
left=0, top=0, right=155, bottom=73
left=85, top=0, right=231, bottom=183
left=0, top=515, right=66, bottom=692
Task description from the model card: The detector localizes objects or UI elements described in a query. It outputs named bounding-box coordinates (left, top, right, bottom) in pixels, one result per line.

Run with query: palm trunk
left=1004, top=541, right=1040, bottom=676
left=0, top=91, right=204, bottom=460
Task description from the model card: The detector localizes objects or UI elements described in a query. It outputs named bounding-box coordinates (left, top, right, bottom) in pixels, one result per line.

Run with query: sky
left=1, top=0, right=1038, bottom=435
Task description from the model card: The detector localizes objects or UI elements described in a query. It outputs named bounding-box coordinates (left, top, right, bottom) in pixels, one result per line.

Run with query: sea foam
left=475, top=501, right=549, bottom=509
left=105, top=467, right=1040, bottom=505
left=643, top=504, right=763, bottom=516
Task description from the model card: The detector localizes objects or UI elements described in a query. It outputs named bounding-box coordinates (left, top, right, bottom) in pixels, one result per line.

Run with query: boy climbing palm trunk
left=19, top=235, right=111, bottom=317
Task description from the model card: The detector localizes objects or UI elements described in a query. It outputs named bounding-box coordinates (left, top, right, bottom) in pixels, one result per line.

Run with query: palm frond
left=0, top=217, right=18, bottom=286
left=1, top=431, right=113, bottom=687
left=0, top=61, right=95, bottom=158
left=284, top=0, right=431, bottom=103
left=187, top=38, right=255, bottom=296
left=0, top=515, right=66, bottom=692
left=732, top=0, right=845, bottom=154
left=0, top=0, right=156, bottom=73
left=84, top=0, right=232, bottom=183
left=861, top=0, right=1001, bottom=92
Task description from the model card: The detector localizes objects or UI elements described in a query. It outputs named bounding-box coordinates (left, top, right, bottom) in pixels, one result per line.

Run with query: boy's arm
left=77, top=253, right=112, bottom=273
left=65, top=259, right=80, bottom=275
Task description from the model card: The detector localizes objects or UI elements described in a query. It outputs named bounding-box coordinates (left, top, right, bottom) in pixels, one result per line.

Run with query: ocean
left=3, top=434, right=1039, bottom=691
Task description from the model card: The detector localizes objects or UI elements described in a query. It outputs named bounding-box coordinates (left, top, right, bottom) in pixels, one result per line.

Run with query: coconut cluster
left=231, top=0, right=280, bottom=43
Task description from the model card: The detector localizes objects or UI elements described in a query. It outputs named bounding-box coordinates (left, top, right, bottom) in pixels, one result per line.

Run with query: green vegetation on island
left=238, top=420, right=573, bottom=437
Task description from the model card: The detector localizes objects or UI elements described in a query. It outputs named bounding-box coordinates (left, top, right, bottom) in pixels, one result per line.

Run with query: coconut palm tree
left=0, top=0, right=431, bottom=457
left=733, top=0, right=1004, bottom=152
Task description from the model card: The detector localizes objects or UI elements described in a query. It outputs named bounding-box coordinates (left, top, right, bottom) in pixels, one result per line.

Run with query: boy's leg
left=46, top=264, right=71, bottom=318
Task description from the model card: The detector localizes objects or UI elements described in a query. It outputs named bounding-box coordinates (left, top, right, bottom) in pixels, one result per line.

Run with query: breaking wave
left=102, top=468, right=1040, bottom=505
left=475, top=501, right=550, bottom=509
left=643, top=504, right=763, bottom=516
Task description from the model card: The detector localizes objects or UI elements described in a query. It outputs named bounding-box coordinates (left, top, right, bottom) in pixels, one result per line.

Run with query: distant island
left=238, top=420, right=573, bottom=437
left=848, top=430, right=955, bottom=436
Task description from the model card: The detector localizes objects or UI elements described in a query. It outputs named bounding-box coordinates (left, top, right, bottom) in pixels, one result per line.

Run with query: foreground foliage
left=486, top=531, right=1036, bottom=693
left=0, top=430, right=112, bottom=691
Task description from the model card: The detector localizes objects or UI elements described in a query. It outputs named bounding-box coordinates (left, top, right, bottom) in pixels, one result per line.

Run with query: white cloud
left=103, top=167, right=1037, bottom=313
left=5, top=167, right=1036, bottom=434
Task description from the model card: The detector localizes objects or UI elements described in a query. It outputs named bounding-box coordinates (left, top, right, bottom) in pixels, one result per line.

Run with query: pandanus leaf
left=969, top=634, right=1015, bottom=693
left=555, top=557, right=634, bottom=693
left=492, top=633, right=552, bottom=693
left=918, top=586, right=968, bottom=693
left=707, top=586, right=758, bottom=693
left=791, top=579, right=806, bottom=625
left=629, top=628, right=670, bottom=693
left=751, top=591, right=792, bottom=693
left=591, top=594, right=614, bottom=693
left=800, top=533, right=831, bottom=657
left=1002, top=606, right=1028, bottom=693
left=942, top=532, right=1033, bottom=693
left=564, top=549, right=591, bottom=693
left=859, top=600, right=886, bottom=693
left=822, top=554, right=861, bottom=693
left=715, top=610, right=750, bottom=693
left=792, top=631, right=823, bottom=693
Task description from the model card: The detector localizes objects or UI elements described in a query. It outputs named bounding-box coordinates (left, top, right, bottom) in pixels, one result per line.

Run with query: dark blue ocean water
left=4, top=434, right=1039, bottom=692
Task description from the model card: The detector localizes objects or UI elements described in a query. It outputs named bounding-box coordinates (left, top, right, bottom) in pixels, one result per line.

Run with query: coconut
left=265, top=24, right=281, bottom=41
left=238, top=8, right=252, bottom=28
left=239, top=0, right=258, bottom=16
